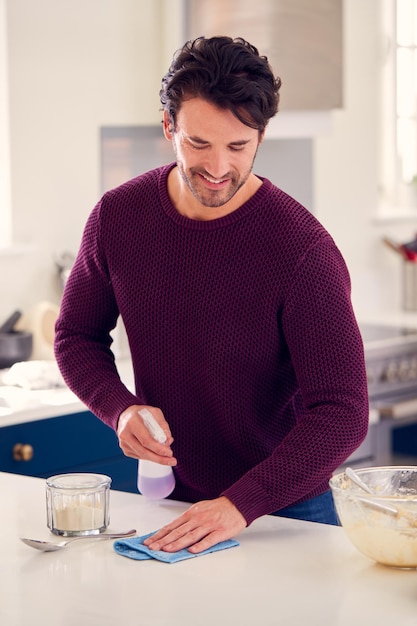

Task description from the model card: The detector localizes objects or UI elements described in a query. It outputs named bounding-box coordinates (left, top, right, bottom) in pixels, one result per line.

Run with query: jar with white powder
left=46, top=473, right=111, bottom=536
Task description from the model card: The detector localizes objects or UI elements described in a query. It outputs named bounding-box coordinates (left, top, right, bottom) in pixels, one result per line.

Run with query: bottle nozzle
left=138, top=408, right=167, bottom=443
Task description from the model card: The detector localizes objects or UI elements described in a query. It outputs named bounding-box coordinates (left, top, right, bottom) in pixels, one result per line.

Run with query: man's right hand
left=117, top=405, right=177, bottom=466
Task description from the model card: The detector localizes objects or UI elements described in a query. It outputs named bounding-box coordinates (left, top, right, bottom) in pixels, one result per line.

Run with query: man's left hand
left=143, top=496, right=247, bottom=554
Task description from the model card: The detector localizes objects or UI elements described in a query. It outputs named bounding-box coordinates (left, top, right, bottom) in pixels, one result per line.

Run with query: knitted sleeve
left=54, top=199, right=141, bottom=429
left=221, top=236, right=369, bottom=524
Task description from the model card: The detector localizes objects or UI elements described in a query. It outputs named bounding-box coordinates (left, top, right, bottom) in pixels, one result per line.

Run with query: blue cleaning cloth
left=113, top=531, right=239, bottom=563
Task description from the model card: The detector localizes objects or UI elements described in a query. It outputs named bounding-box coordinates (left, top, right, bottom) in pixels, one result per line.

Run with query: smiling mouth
left=199, top=172, right=229, bottom=185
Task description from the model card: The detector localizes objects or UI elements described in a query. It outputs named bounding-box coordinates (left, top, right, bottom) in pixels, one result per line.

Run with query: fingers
left=148, top=527, right=224, bottom=554
left=144, top=497, right=246, bottom=554
left=118, top=405, right=173, bottom=443
left=117, top=405, right=176, bottom=464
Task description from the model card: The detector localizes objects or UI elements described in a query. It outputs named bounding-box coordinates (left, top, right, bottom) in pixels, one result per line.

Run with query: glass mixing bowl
left=330, top=466, right=417, bottom=568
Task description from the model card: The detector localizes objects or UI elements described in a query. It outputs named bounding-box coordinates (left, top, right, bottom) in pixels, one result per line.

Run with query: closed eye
left=189, top=142, right=208, bottom=150
left=187, top=136, right=209, bottom=150
left=186, top=136, right=250, bottom=152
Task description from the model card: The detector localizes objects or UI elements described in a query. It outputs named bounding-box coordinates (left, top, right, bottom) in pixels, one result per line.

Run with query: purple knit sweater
left=55, top=163, right=368, bottom=525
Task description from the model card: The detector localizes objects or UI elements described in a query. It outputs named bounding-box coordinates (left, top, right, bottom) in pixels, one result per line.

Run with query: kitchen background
left=2, top=0, right=417, bottom=482
left=1, top=0, right=416, bottom=327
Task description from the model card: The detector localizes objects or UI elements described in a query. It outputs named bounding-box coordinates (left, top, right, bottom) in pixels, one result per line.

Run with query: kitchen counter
left=2, top=472, right=417, bottom=626
left=0, top=358, right=134, bottom=427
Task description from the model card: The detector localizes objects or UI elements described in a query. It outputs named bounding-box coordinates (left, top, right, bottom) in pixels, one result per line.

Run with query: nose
left=204, top=149, right=230, bottom=179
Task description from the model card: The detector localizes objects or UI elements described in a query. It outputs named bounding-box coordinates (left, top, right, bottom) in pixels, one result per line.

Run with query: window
left=380, top=0, right=417, bottom=212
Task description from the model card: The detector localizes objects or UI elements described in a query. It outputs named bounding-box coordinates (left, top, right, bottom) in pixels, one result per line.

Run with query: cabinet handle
left=13, top=443, right=34, bottom=462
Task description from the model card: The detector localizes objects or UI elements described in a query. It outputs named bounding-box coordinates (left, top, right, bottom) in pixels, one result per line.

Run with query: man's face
left=163, top=97, right=263, bottom=214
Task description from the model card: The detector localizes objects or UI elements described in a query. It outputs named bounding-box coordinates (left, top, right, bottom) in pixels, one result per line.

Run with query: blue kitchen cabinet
left=0, top=411, right=138, bottom=492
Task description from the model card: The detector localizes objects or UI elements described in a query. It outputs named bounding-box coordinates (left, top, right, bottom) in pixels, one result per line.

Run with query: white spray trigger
left=138, top=408, right=167, bottom=443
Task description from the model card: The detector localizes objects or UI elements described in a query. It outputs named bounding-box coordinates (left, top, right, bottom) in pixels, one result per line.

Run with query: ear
left=258, top=129, right=266, bottom=145
left=163, top=111, right=173, bottom=140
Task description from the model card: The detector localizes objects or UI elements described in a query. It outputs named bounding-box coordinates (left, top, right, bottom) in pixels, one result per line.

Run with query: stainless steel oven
left=342, top=323, right=417, bottom=468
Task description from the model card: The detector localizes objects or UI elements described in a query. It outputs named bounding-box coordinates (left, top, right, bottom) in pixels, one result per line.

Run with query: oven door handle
left=379, top=398, right=417, bottom=419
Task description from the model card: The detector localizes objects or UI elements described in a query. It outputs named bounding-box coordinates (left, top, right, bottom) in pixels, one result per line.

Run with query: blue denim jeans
left=270, top=490, right=339, bottom=526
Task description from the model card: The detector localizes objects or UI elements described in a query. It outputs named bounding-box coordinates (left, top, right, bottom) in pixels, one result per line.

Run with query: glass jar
left=46, top=473, right=111, bottom=536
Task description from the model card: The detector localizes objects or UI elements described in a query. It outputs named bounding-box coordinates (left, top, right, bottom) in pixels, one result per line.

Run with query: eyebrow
left=187, top=135, right=251, bottom=148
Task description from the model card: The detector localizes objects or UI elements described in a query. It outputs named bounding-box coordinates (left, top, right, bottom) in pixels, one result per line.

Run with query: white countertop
left=2, top=471, right=417, bottom=626
left=0, top=358, right=134, bottom=427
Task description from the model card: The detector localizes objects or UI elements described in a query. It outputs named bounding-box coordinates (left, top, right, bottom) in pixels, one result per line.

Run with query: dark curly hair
left=160, top=36, right=281, bottom=134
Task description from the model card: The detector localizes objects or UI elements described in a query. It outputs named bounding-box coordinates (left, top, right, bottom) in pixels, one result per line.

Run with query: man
left=55, top=36, right=368, bottom=554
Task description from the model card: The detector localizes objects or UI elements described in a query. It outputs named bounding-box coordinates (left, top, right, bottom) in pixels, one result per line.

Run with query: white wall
left=0, top=0, right=183, bottom=322
left=1, top=0, right=416, bottom=325
left=314, top=0, right=417, bottom=317
left=0, top=0, right=12, bottom=248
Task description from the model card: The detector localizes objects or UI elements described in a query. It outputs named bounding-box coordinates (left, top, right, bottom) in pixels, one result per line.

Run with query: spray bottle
left=137, top=408, right=175, bottom=499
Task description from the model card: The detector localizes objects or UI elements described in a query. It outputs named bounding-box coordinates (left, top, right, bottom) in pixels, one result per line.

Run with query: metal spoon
left=20, top=528, right=136, bottom=552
